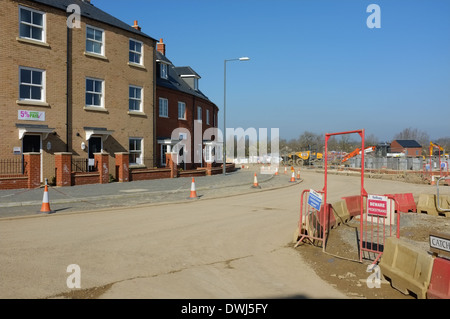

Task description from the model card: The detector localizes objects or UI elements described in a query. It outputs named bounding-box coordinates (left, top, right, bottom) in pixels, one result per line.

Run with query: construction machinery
left=282, top=151, right=323, bottom=166
left=341, top=146, right=375, bottom=164
left=430, top=141, right=448, bottom=159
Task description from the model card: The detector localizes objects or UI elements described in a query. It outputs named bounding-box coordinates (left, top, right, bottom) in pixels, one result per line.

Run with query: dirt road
left=0, top=170, right=446, bottom=299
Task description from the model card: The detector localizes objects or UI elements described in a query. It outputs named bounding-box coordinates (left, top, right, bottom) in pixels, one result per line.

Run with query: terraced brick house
left=0, top=0, right=157, bottom=183
left=155, top=39, right=220, bottom=170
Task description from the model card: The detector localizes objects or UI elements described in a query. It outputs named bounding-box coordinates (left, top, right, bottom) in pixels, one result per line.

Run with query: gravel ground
left=292, top=169, right=450, bottom=299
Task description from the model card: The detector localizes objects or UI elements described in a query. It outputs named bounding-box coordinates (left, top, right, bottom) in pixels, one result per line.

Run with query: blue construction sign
left=308, top=189, right=323, bottom=211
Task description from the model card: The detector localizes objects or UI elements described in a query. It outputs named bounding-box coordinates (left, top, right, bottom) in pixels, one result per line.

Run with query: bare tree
left=297, top=131, right=323, bottom=151
left=435, top=137, right=450, bottom=151
left=394, top=127, right=429, bottom=147
left=365, top=133, right=379, bottom=147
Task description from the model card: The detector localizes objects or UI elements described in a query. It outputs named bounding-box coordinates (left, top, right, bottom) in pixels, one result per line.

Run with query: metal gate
left=294, top=189, right=328, bottom=249
left=359, top=194, right=400, bottom=263
left=294, top=129, right=401, bottom=263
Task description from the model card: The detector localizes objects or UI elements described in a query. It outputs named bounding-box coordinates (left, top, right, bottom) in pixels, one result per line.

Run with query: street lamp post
left=223, top=57, right=250, bottom=175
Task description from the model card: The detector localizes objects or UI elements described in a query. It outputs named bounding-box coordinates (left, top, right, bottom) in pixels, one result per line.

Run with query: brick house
left=155, top=39, right=220, bottom=170
left=0, top=0, right=156, bottom=183
left=390, top=140, right=423, bottom=157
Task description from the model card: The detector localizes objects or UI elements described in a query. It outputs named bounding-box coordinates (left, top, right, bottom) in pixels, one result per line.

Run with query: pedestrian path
left=0, top=168, right=303, bottom=218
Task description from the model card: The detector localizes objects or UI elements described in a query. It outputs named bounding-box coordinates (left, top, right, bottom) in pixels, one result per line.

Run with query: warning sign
left=367, top=195, right=388, bottom=217
left=308, top=189, right=323, bottom=211
left=366, top=194, right=395, bottom=226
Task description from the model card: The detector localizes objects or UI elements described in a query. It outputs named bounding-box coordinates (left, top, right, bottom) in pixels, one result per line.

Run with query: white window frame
left=129, top=138, right=143, bottom=165
left=19, top=6, right=46, bottom=43
left=129, top=38, right=143, bottom=65
left=19, top=66, right=45, bottom=102
left=129, top=85, right=143, bottom=112
left=178, top=101, right=186, bottom=120
left=160, top=63, right=168, bottom=79
left=85, top=77, right=104, bottom=108
left=197, top=106, right=202, bottom=121
left=159, top=98, right=168, bottom=117
left=86, top=25, right=105, bottom=56
left=194, top=78, right=199, bottom=91
left=206, top=109, right=210, bottom=125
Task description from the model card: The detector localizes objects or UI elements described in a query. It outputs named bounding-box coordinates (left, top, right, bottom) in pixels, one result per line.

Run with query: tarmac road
left=0, top=168, right=442, bottom=299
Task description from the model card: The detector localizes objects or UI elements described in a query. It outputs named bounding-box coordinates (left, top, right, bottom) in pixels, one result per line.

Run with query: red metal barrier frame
left=324, top=129, right=367, bottom=259
left=295, top=189, right=326, bottom=248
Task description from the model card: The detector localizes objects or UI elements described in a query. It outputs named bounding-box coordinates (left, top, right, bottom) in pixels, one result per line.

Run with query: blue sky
left=94, top=0, right=449, bottom=142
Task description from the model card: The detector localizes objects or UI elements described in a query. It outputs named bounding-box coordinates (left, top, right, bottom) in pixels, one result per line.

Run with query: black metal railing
left=0, top=158, right=25, bottom=175
left=72, top=158, right=97, bottom=173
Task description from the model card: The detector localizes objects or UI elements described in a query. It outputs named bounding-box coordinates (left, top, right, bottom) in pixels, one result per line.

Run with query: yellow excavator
left=429, top=142, right=448, bottom=159
left=283, top=151, right=323, bottom=166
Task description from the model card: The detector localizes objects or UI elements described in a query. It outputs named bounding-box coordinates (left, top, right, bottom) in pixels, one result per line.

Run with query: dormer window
left=160, top=63, right=168, bottom=79
left=193, top=78, right=198, bottom=91
left=174, top=67, right=201, bottom=91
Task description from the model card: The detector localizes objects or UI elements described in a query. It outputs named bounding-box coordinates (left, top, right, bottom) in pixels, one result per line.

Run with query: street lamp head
left=239, top=57, right=250, bottom=61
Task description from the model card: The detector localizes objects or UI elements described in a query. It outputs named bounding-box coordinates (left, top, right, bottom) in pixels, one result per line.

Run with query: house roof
left=174, top=66, right=201, bottom=78
left=30, top=0, right=156, bottom=41
left=155, top=51, right=214, bottom=104
left=393, top=140, right=422, bottom=148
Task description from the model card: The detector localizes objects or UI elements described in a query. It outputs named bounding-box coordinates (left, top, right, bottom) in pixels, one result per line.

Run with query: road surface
left=0, top=170, right=439, bottom=299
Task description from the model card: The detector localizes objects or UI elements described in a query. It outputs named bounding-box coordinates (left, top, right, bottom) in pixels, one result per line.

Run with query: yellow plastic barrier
left=379, top=237, right=434, bottom=299
left=417, top=194, right=450, bottom=217
left=331, top=200, right=350, bottom=227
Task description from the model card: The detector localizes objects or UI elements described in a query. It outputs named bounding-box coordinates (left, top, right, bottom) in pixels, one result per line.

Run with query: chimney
left=157, top=38, right=166, bottom=55
left=132, top=20, right=141, bottom=32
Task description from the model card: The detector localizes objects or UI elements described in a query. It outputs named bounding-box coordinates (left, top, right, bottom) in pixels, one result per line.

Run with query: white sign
left=13, top=147, right=21, bottom=155
left=18, top=110, right=45, bottom=121
left=367, top=195, right=388, bottom=217
left=430, top=234, right=450, bottom=254
left=366, top=194, right=395, bottom=226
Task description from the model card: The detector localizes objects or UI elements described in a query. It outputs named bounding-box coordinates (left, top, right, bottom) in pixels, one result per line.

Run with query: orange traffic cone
left=284, top=166, right=287, bottom=174
left=188, top=178, right=199, bottom=199
left=289, top=171, right=296, bottom=183
left=40, top=183, right=53, bottom=213
left=431, top=175, right=436, bottom=186
left=275, top=167, right=279, bottom=176
left=251, top=173, right=261, bottom=189
left=296, top=170, right=301, bottom=180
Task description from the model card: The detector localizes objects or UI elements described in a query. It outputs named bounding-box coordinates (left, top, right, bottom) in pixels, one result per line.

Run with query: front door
left=88, top=137, right=102, bottom=171
left=23, top=135, right=41, bottom=153
left=23, top=134, right=42, bottom=182
left=160, top=144, right=171, bottom=167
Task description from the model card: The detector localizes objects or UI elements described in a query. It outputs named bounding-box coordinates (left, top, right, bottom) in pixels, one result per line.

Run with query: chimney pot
left=132, top=20, right=141, bottom=31
left=157, top=38, right=166, bottom=55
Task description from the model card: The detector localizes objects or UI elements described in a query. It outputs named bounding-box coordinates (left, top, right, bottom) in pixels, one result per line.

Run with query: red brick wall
left=72, top=172, right=100, bottom=186
left=130, top=168, right=171, bottom=181
left=95, top=153, right=109, bottom=184
left=115, top=153, right=129, bottom=182
left=24, top=153, right=40, bottom=188
left=55, top=153, right=72, bottom=187
left=0, top=152, right=40, bottom=190
left=155, top=86, right=219, bottom=169
left=390, top=141, right=422, bottom=157
left=0, top=176, right=28, bottom=190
